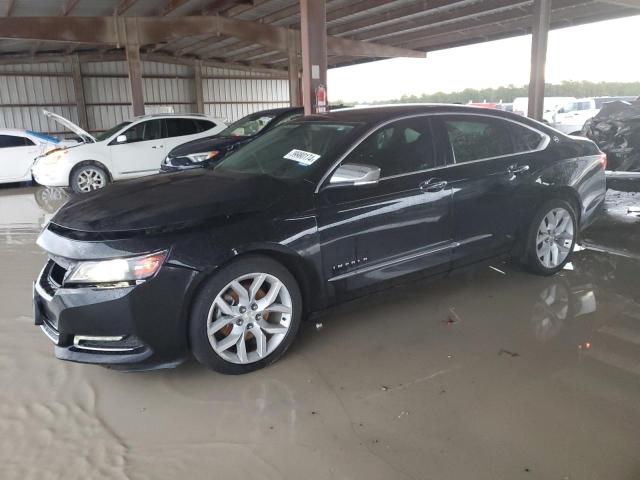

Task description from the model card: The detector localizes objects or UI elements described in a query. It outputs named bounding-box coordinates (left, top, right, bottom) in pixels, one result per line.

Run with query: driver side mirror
left=329, top=163, right=380, bottom=187
left=116, top=134, right=127, bottom=143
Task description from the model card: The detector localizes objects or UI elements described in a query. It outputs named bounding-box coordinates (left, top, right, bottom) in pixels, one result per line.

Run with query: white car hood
left=43, top=110, right=95, bottom=143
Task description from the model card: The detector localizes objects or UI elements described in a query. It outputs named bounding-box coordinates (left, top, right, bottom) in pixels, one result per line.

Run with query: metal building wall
left=0, top=62, right=77, bottom=135
left=202, top=66, right=290, bottom=121
left=0, top=60, right=289, bottom=137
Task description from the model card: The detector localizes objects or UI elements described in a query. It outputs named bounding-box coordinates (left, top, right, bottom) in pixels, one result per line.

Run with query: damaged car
left=581, top=99, right=640, bottom=174
left=33, top=105, right=606, bottom=374
left=31, top=110, right=226, bottom=193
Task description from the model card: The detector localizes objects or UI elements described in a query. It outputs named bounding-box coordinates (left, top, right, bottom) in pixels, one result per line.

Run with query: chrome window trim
left=315, top=111, right=550, bottom=192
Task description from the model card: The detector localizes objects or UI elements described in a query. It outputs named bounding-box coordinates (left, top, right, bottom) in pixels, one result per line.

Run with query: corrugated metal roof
left=0, top=0, right=637, bottom=69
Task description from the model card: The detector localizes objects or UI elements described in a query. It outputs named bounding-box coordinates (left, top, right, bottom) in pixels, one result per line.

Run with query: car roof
left=0, top=128, right=29, bottom=137
left=299, top=104, right=545, bottom=128
left=132, top=113, right=223, bottom=121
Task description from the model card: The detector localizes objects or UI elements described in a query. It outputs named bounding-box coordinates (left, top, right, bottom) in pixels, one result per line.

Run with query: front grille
left=39, top=259, right=68, bottom=297
left=50, top=262, right=66, bottom=286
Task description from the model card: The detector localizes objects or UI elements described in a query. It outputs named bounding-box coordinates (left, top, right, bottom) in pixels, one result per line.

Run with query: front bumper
left=34, top=256, right=198, bottom=370
left=160, top=163, right=203, bottom=173
left=32, top=162, right=71, bottom=187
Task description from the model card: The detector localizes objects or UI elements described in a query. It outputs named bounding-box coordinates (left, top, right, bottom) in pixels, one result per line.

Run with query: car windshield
left=95, top=121, right=132, bottom=142
left=219, top=113, right=278, bottom=137
left=214, top=121, right=359, bottom=180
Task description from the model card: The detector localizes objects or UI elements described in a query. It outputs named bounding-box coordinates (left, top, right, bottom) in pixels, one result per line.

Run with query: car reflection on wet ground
left=1, top=183, right=639, bottom=480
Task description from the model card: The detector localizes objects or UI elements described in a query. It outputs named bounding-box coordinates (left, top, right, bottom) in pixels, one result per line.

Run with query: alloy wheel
left=76, top=168, right=106, bottom=192
left=207, top=273, right=293, bottom=364
left=535, top=207, right=574, bottom=269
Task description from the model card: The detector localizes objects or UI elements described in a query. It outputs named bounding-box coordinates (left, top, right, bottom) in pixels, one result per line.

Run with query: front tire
left=70, top=164, right=109, bottom=193
left=190, top=255, right=302, bottom=374
left=524, top=199, right=577, bottom=276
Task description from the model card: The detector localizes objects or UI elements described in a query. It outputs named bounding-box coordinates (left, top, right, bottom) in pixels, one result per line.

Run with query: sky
left=327, top=15, right=640, bottom=103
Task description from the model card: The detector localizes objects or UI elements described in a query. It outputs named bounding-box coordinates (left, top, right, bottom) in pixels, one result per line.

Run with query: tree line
left=337, top=81, right=640, bottom=105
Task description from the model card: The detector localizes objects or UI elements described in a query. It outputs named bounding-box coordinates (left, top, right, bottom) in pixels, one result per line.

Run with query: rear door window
left=194, top=119, right=216, bottom=132
left=443, top=117, right=514, bottom=163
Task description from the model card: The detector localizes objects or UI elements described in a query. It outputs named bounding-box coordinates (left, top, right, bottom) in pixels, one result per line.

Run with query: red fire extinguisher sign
left=315, top=84, right=327, bottom=113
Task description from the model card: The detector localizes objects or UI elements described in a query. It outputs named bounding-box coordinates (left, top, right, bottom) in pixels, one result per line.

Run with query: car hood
left=43, top=109, right=95, bottom=143
left=168, top=135, right=251, bottom=157
left=51, top=170, right=289, bottom=233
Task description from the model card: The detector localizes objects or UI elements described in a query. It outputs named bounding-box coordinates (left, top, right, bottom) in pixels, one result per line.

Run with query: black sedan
left=34, top=105, right=606, bottom=374
left=160, top=107, right=304, bottom=172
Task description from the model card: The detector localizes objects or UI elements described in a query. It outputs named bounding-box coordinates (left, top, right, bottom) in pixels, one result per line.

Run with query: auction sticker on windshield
left=284, top=149, right=321, bottom=165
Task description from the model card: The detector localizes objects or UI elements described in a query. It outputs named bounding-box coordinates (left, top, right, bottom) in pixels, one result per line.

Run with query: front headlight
left=186, top=151, right=219, bottom=163
left=65, top=251, right=167, bottom=284
left=39, top=149, right=68, bottom=166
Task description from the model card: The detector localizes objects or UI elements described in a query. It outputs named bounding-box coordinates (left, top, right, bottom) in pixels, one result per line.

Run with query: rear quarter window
left=166, top=118, right=200, bottom=137
left=509, top=123, right=546, bottom=153
left=195, top=120, right=216, bottom=132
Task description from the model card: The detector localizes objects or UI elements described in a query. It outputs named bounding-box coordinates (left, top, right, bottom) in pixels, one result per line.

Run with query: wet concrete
left=1, top=184, right=640, bottom=479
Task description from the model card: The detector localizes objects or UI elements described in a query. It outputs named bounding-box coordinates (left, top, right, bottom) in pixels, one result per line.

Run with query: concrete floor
left=1, top=184, right=640, bottom=480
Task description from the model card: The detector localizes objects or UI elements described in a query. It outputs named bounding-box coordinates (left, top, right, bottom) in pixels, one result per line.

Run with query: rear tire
left=190, top=255, right=302, bottom=375
left=524, top=199, right=577, bottom=276
left=70, top=164, right=109, bottom=193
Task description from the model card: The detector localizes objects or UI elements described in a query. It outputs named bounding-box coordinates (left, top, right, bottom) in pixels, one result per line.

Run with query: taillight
left=599, top=152, right=607, bottom=170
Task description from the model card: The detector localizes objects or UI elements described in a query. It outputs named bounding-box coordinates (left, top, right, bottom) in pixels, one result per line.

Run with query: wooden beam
left=70, top=54, right=89, bottom=129
left=191, top=3, right=301, bottom=58
left=0, top=16, right=425, bottom=59
left=528, top=0, right=551, bottom=120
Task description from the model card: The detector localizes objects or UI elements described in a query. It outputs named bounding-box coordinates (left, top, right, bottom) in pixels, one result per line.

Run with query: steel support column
left=299, top=0, right=327, bottom=114
left=125, top=41, right=145, bottom=116
left=125, top=18, right=145, bottom=117
left=287, top=30, right=301, bottom=107
left=528, top=0, right=551, bottom=120
left=194, top=60, right=205, bottom=114
left=70, top=54, right=88, bottom=130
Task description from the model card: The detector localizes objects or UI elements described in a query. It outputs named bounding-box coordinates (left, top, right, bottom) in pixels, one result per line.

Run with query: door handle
left=420, top=178, right=448, bottom=192
left=507, top=164, right=530, bottom=175
left=151, top=145, right=164, bottom=149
